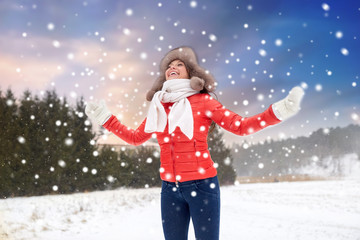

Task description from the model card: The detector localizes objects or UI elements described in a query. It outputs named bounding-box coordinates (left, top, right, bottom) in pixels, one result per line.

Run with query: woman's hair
left=206, top=92, right=218, bottom=134
left=165, top=58, right=216, bottom=134
left=184, top=62, right=217, bottom=133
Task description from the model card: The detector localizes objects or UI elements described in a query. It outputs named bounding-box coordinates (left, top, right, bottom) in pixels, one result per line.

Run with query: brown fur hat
left=146, top=46, right=216, bottom=101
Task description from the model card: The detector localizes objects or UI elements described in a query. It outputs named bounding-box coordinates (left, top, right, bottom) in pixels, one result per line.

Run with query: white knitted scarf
left=144, top=79, right=199, bottom=139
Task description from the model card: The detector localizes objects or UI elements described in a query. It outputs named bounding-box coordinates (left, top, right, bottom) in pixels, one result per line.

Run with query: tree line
left=0, top=88, right=236, bottom=198
left=231, top=123, right=360, bottom=178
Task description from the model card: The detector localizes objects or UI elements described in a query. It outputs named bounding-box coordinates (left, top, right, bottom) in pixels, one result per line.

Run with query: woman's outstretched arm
left=204, top=95, right=281, bottom=136
left=85, top=100, right=151, bottom=145
left=204, top=87, right=304, bottom=136
left=103, top=116, right=152, bottom=146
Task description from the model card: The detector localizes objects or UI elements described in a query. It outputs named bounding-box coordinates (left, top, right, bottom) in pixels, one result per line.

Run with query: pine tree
left=0, top=89, right=24, bottom=197
left=207, top=126, right=237, bottom=185
left=17, top=90, right=44, bottom=196
left=129, top=146, right=161, bottom=188
left=116, top=148, right=138, bottom=187
left=66, top=97, right=99, bottom=192
left=30, top=90, right=64, bottom=195
left=97, top=145, right=120, bottom=190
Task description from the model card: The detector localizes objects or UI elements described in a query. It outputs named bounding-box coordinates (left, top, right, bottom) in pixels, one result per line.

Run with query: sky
left=0, top=0, right=359, bottom=147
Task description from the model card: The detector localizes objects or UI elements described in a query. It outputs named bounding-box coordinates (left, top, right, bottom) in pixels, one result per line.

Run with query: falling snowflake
left=125, top=8, right=133, bottom=16
left=257, top=94, right=264, bottom=101
left=321, top=3, right=330, bottom=11
left=153, top=151, right=160, bottom=158
left=224, top=157, right=231, bottom=165
left=315, top=84, right=323, bottom=92
left=340, top=48, right=349, bottom=56
left=301, top=82, right=309, bottom=89
left=209, top=34, right=217, bottom=42
left=6, top=99, right=14, bottom=106
left=258, top=49, right=267, bottom=57
left=140, top=52, right=148, bottom=60
left=275, top=39, right=283, bottom=46
left=107, top=175, right=115, bottom=183
left=123, top=28, right=131, bottom=35
left=323, top=128, right=330, bottom=134
left=58, top=160, right=66, bottom=168
left=351, top=113, right=359, bottom=121
left=335, top=31, right=343, bottom=39
left=67, top=53, right=74, bottom=60
left=312, top=155, right=319, bottom=162
left=47, top=23, right=55, bottom=31
left=17, top=136, right=26, bottom=144
left=190, top=1, right=197, bottom=8
left=64, top=138, right=73, bottom=146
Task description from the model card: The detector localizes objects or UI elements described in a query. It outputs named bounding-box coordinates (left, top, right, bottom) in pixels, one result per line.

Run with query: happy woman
left=85, top=46, right=304, bottom=240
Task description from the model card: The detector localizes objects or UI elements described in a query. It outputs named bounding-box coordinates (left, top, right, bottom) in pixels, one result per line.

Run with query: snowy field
left=1, top=179, right=360, bottom=240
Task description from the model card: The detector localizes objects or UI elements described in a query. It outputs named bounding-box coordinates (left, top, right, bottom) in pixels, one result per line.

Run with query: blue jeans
left=161, top=176, right=220, bottom=240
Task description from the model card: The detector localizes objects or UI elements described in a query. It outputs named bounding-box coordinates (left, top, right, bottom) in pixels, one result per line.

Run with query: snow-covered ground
left=1, top=178, right=360, bottom=240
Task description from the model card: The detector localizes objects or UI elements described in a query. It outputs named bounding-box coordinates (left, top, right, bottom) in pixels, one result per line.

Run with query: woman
left=85, top=47, right=304, bottom=240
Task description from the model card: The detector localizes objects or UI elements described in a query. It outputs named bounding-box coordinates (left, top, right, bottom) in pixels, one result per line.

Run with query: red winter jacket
left=103, top=93, right=281, bottom=183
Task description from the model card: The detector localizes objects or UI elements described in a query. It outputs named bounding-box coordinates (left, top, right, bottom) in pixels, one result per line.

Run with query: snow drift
left=1, top=179, right=359, bottom=240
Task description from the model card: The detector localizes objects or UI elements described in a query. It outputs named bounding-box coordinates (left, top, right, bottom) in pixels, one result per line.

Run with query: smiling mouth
left=169, top=71, right=178, bottom=77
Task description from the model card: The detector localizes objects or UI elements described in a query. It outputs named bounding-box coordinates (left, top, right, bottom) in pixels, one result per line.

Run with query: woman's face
left=165, top=60, right=190, bottom=80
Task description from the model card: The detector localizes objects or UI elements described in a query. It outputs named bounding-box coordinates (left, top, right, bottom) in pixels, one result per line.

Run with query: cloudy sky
left=1, top=0, right=359, bottom=147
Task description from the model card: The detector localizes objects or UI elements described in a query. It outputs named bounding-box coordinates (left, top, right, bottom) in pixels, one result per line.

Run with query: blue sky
left=0, top=0, right=359, bottom=146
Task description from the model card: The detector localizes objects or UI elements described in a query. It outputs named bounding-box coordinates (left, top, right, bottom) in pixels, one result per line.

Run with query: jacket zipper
left=170, top=134, right=178, bottom=187
left=194, top=140, right=199, bottom=167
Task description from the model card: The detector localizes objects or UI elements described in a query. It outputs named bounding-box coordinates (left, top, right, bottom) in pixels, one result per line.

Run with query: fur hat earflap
left=190, top=76, right=205, bottom=91
left=146, top=46, right=216, bottom=101
left=146, top=76, right=164, bottom=101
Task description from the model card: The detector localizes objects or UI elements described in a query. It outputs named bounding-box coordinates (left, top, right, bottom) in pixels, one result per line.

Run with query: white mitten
left=272, top=86, right=305, bottom=120
left=85, top=100, right=112, bottom=125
